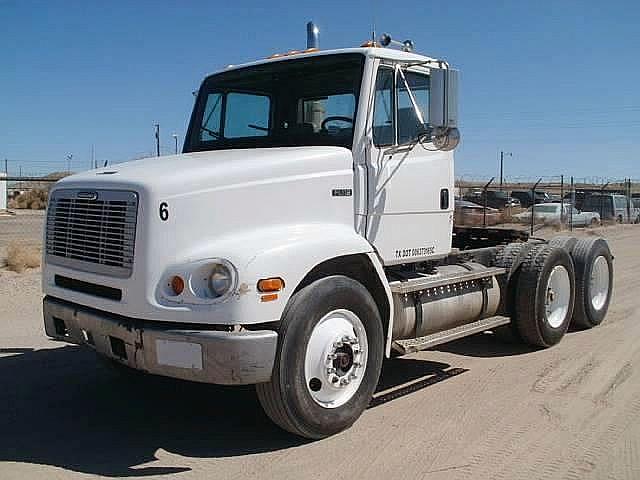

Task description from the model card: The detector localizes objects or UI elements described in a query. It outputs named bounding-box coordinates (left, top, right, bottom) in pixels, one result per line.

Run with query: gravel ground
left=1, top=225, right=639, bottom=479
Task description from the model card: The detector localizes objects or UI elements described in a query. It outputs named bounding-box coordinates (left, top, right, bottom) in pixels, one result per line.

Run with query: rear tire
left=548, top=236, right=578, bottom=254
left=514, top=245, right=575, bottom=348
left=493, top=242, right=530, bottom=342
left=571, top=238, right=614, bottom=329
left=256, top=275, right=384, bottom=439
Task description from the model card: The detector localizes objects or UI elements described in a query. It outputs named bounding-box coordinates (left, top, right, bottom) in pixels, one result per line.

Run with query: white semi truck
left=42, top=29, right=614, bottom=439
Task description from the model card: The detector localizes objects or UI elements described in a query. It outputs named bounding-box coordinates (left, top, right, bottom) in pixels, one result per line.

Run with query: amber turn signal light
left=170, top=275, right=185, bottom=295
left=257, top=277, right=285, bottom=293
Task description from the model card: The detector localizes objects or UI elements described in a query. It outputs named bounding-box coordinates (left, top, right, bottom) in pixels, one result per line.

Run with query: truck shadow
left=435, top=331, right=537, bottom=357
left=0, top=344, right=465, bottom=477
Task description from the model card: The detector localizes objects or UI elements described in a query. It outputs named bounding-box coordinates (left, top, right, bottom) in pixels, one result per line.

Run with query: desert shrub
left=6, top=242, right=42, bottom=272
left=10, top=189, right=48, bottom=209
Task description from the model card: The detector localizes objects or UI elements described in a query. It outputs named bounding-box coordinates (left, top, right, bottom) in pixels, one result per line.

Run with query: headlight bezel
left=162, top=258, right=238, bottom=305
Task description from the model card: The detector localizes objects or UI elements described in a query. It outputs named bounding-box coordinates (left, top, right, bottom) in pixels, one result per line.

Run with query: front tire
left=256, top=275, right=384, bottom=439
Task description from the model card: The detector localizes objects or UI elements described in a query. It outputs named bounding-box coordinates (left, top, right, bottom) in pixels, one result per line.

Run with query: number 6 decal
left=159, top=202, right=169, bottom=221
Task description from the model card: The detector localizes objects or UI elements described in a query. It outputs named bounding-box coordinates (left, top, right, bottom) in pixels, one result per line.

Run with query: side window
left=372, top=67, right=394, bottom=146
left=225, top=92, right=270, bottom=138
left=397, top=71, right=430, bottom=144
left=200, top=93, right=223, bottom=141
left=614, top=196, right=627, bottom=209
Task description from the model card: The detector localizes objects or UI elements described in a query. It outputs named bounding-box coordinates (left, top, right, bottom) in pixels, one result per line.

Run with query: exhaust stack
left=306, top=21, right=319, bottom=49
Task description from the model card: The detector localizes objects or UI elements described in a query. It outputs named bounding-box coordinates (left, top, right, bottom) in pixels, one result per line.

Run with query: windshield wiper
left=248, top=124, right=269, bottom=132
left=200, top=126, right=222, bottom=139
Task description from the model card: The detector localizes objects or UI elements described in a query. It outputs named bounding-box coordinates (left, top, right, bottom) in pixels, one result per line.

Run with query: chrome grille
left=45, top=189, right=138, bottom=278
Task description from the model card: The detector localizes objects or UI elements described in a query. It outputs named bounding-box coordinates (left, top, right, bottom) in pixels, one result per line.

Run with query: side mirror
left=429, top=68, right=459, bottom=129
left=429, top=68, right=460, bottom=151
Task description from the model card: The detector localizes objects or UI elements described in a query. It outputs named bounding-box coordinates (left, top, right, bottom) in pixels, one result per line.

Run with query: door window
left=397, top=71, right=430, bottom=144
left=372, top=68, right=394, bottom=146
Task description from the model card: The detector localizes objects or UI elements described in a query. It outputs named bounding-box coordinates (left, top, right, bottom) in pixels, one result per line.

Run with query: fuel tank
left=391, top=263, right=501, bottom=340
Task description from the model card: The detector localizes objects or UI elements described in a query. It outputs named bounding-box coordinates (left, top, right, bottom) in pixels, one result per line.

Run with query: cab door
left=364, top=62, right=454, bottom=265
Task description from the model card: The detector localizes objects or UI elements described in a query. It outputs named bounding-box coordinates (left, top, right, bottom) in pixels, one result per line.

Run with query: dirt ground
left=1, top=225, right=639, bottom=479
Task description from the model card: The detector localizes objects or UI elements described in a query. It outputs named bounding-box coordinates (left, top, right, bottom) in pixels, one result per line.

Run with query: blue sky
left=2, top=0, right=639, bottom=180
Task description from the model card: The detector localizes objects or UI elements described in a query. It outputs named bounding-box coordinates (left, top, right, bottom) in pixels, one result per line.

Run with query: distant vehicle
left=514, top=203, right=600, bottom=227
left=563, top=191, right=587, bottom=211
left=454, top=199, right=501, bottom=226
left=463, top=190, right=520, bottom=209
left=582, top=194, right=640, bottom=223
left=510, top=190, right=551, bottom=208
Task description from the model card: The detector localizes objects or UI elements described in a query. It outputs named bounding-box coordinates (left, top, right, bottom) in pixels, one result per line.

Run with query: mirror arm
left=396, top=66, right=425, bottom=125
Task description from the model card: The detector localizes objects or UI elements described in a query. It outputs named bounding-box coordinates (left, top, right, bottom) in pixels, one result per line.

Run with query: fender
left=163, top=223, right=386, bottom=327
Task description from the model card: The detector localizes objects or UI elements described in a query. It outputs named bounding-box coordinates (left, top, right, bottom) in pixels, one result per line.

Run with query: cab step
left=388, top=267, right=505, bottom=295
left=392, top=316, right=511, bottom=355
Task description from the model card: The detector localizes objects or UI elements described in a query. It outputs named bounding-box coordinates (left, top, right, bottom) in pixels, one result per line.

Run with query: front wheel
left=256, top=275, right=384, bottom=439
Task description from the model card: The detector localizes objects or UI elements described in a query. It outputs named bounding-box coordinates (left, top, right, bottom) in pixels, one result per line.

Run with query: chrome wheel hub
left=304, top=309, right=368, bottom=408
left=545, top=265, right=571, bottom=328
left=590, top=255, right=610, bottom=311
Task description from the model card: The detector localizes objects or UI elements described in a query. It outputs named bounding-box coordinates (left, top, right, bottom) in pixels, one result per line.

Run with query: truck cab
left=42, top=36, right=613, bottom=439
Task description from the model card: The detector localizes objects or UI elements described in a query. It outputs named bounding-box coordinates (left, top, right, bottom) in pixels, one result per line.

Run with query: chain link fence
left=455, top=175, right=640, bottom=233
left=1, top=169, right=638, bottom=270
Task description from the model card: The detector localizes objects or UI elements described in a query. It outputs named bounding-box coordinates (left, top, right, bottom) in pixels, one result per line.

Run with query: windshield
left=185, top=54, right=365, bottom=152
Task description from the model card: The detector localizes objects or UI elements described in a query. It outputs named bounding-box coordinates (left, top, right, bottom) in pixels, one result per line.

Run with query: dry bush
left=6, top=242, right=42, bottom=272
left=10, top=189, right=48, bottom=209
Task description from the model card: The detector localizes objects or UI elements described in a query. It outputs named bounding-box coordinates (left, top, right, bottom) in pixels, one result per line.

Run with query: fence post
left=482, top=177, right=495, bottom=227
left=570, top=176, right=574, bottom=231
left=0, top=171, right=6, bottom=212
left=530, top=178, right=542, bottom=236
left=600, top=182, right=609, bottom=223
left=626, top=178, right=631, bottom=222
left=560, top=174, right=564, bottom=227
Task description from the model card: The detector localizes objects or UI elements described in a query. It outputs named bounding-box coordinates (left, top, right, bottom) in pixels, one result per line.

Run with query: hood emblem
left=77, top=191, right=98, bottom=200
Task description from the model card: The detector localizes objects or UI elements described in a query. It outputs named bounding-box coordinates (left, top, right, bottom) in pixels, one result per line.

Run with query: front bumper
left=43, top=296, right=278, bottom=385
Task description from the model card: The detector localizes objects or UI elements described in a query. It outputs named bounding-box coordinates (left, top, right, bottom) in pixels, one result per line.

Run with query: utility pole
left=4, top=159, right=7, bottom=174
left=91, top=144, right=95, bottom=169
left=155, top=124, right=160, bottom=157
left=172, top=133, right=179, bottom=155
left=499, top=151, right=512, bottom=191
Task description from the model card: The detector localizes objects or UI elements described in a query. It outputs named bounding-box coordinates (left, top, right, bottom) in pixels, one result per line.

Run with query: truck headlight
left=208, top=261, right=235, bottom=298
left=163, top=259, right=238, bottom=304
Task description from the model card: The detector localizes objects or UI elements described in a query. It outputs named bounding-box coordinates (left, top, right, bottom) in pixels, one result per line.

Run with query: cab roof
left=209, top=47, right=441, bottom=78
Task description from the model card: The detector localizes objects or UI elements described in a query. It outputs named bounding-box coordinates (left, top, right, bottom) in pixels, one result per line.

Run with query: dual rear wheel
left=497, top=237, right=613, bottom=347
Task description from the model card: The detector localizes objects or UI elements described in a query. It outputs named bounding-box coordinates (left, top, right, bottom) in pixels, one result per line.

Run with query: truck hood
left=43, top=146, right=364, bottom=325
left=56, top=146, right=352, bottom=197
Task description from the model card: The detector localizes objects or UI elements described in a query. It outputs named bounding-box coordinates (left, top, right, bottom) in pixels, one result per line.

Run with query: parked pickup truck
left=515, top=203, right=600, bottom=227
